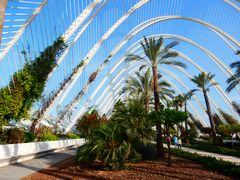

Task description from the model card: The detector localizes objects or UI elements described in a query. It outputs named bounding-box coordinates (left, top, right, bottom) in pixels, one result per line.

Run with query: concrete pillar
left=0, top=0, right=8, bottom=46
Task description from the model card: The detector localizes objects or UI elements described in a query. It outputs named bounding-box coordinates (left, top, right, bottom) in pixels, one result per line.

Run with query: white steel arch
left=60, top=33, right=239, bottom=124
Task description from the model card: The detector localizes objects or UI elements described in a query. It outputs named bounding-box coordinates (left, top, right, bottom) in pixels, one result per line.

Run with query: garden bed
left=22, top=155, right=233, bottom=180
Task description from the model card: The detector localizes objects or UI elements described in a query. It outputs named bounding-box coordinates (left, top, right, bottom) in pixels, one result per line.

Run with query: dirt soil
left=22, top=155, right=234, bottom=180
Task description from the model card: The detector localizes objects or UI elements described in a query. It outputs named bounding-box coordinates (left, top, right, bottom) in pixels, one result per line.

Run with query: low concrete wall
left=0, top=138, right=85, bottom=167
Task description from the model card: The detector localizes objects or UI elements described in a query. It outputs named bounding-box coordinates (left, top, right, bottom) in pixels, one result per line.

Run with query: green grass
left=183, top=141, right=240, bottom=158
left=171, top=148, right=240, bottom=177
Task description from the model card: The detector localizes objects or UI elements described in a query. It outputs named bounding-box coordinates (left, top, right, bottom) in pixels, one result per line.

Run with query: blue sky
left=0, top=0, right=240, bottom=126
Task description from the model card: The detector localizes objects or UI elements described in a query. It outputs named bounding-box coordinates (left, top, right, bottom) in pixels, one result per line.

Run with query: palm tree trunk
left=152, top=66, right=164, bottom=158
left=184, top=102, right=189, bottom=144
left=203, top=89, right=216, bottom=143
left=144, top=91, right=149, bottom=112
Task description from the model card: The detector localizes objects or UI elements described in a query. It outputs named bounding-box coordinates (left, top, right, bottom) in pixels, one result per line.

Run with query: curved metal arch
left=38, top=0, right=150, bottom=126
left=224, top=0, right=240, bottom=11
left=59, top=14, right=240, bottom=130
left=63, top=32, right=240, bottom=123
left=57, top=14, right=239, bottom=108
left=130, top=34, right=239, bottom=91
left=57, top=0, right=150, bottom=104
left=41, top=0, right=109, bottom=116
left=59, top=18, right=240, bottom=118
left=0, top=0, right=48, bottom=60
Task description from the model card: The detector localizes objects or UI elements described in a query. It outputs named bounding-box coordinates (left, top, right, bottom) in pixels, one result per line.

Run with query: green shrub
left=171, top=148, right=240, bottom=177
left=67, top=132, right=80, bottom=139
left=77, top=123, right=140, bottom=170
left=24, top=131, right=36, bottom=142
left=0, top=129, right=7, bottom=144
left=35, top=125, right=59, bottom=141
left=38, top=132, right=59, bottom=141
left=184, top=141, right=240, bottom=158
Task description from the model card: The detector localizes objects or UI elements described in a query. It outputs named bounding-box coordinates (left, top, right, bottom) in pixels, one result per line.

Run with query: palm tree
left=126, top=36, right=186, bottom=158
left=179, top=90, right=195, bottom=132
left=172, top=95, right=184, bottom=111
left=121, top=70, right=175, bottom=113
left=121, top=68, right=152, bottom=112
left=226, top=51, right=240, bottom=92
left=178, top=90, right=195, bottom=143
left=232, top=101, right=240, bottom=116
left=190, top=72, right=217, bottom=143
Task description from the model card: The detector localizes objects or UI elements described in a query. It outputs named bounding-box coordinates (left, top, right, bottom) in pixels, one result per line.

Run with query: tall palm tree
left=126, top=36, right=186, bottom=158
left=178, top=90, right=195, bottom=143
left=226, top=51, right=240, bottom=92
left=190, top=72, right=217, bottom=143
left=179, top=90, right=195, bottom=132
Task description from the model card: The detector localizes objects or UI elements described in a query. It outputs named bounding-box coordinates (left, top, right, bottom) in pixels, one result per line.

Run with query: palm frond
left=161, top=51, right=178, bottom=59
left=229, top=61, right=240, bottom=69
left=125, top=54, right=143, bottom=62
left=161, top=60, right=187, bottom=68
left=139, top=64, right=147, bottom=71
left=164, top=41, right=179, bottom=50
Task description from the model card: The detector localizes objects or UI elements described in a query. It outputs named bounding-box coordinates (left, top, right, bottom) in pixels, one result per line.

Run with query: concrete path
left=0, top=148, right=77, bottom=180
left=165, top=144, right=240, bottom=165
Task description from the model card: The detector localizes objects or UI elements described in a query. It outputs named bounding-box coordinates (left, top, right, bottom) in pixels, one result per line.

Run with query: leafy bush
left=5, top=128, right=25, bottom=144
left=77, top=123, right=141, bottom=170
left=76, top=110, right=106, bottom=139
left=171, top=148, right=240, bottom=177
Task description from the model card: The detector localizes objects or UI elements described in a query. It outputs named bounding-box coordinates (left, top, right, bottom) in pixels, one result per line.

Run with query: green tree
left=126, top=36, right=186, bottom=158
left=190, top=72, right=217, bottom=143
left=149, top=109, right=188, bottom=166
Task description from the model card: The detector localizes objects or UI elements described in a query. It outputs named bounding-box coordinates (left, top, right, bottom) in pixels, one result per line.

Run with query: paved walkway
left=165, top=144, right=240, bottom=165
left=0, top=148, right=77, bottom=180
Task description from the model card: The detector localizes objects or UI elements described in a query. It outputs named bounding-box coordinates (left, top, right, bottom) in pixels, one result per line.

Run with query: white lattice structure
left=0, top=0, right=239, bottom=133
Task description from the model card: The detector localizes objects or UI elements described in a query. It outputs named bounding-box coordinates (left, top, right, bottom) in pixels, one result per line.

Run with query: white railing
left=0, top=138, right=85, bottom=167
